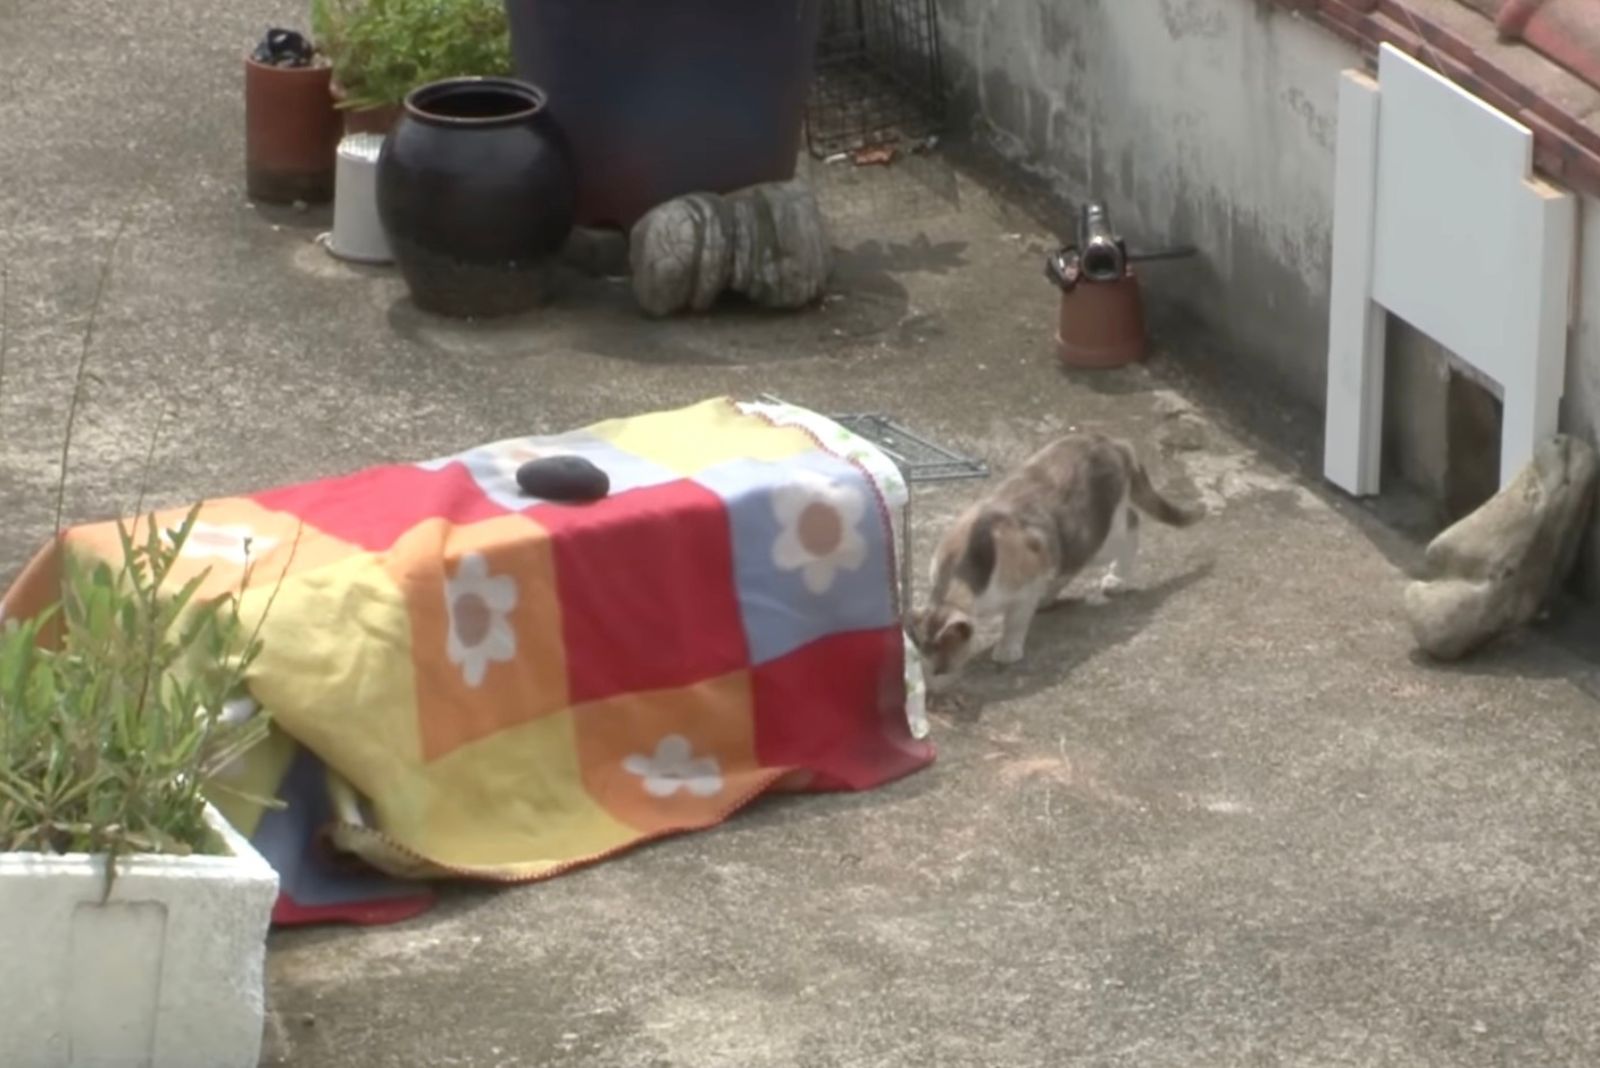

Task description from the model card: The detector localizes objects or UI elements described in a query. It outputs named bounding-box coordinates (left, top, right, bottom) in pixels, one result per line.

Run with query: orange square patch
left=64, top=497, right=362, bottom=605
left=570, top=670, right=779, bottom=834
left=388, top=514, right=569, bottom=761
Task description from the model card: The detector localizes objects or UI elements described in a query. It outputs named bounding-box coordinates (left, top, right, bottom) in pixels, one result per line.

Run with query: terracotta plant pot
left=377, top=77, right=577, bottom=318
left=244, top=55, right=341, bottom=204
left=1056, top=270, right=1146, bottom=369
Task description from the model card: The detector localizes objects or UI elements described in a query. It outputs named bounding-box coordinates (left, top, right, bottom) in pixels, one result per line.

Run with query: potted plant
left=311, top=0, right=515, bottom=135
left=0, top=511, right=279, bottom=1068
left=244, top=27, right=342, bottom=203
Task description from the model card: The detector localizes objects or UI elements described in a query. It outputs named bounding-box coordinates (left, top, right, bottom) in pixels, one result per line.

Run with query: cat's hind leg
left=1099, top=507, right=1140, bottom=597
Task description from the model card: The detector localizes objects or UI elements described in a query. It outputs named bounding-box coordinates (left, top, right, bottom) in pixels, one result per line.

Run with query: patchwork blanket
left=2, top=398, right=934, bottom=923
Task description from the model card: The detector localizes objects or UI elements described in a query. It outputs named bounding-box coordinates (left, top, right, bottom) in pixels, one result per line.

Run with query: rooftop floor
left=5, top=3, right=1600, bottom=1066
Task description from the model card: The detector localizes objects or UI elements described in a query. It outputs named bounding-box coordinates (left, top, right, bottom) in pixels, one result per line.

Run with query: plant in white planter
left=0, top=511, right=280, bottom=1068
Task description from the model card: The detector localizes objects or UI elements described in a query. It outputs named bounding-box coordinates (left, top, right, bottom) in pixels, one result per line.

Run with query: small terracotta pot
left=331, top=79, right=402, bottom=136
left=244, top=55, right=340, bottom=204
left=1056, top=270, right=1147, bottom=369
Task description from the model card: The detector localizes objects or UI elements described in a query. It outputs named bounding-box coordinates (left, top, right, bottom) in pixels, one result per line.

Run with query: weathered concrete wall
left=1561, top=203, right=1600, bottom=590
left=938, top=0, right=1353, bottom=405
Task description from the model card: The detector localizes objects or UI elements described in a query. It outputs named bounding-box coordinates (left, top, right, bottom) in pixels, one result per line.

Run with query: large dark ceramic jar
left=377, top=77, right=576, bottom=318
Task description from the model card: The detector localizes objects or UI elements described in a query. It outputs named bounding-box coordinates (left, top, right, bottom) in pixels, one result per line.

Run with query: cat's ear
left=933, top=613, right=973, bottom=653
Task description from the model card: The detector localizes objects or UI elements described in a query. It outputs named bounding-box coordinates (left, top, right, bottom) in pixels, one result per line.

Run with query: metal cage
left=805, top=0, right=945, bottom=159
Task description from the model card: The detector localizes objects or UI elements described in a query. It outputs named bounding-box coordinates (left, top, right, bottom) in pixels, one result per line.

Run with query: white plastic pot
left=325, top=131, right=393, bottom=264
left=0, top=804, right=279, bottom=1068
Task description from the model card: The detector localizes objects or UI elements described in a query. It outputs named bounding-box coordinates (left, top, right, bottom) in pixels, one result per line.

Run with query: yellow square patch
left=587, top=397, right=817, bottom=476
left=205, top=724, right=299, bottom=840
left=237, top=552, right=424, bottom=787
left=412, top=710, right=635, bottom=874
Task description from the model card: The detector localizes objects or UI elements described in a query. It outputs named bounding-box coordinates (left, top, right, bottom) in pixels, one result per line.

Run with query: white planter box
left=0, top=804, right=279, bottom=1068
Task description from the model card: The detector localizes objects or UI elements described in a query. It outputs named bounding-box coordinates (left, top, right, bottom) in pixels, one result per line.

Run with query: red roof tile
left=1267, top=0, right=1600, bottom=198
left=1494, top=0, right=1600, bottom=97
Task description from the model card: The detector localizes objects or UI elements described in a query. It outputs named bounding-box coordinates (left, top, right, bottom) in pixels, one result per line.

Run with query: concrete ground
left=5, top=3, right=1600, bottom=1066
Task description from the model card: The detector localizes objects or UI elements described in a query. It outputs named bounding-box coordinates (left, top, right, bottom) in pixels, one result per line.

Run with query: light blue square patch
left=416, top=432, right=680, bottom=512
left=694, top=451, right=897, bottom=666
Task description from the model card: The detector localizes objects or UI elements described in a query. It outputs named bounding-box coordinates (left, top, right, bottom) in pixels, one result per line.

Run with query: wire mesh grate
left=759, top=395, right=988, bottom=484
left=828, top=413, right=988, bottom=483
left=805, top=0, right=945, bottom=159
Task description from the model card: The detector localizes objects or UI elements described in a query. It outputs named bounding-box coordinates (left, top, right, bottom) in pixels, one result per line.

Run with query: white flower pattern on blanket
left=167, top=521, right=278, bottom=565
left=623, top=735, right=724, bottom=798
left=770, top=473, right=868, bottom=594
left=445, top=553, right=518, bottom=687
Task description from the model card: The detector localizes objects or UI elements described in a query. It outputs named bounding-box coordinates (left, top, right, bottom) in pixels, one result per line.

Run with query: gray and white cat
left=906, top=432, right=1202, bottom=688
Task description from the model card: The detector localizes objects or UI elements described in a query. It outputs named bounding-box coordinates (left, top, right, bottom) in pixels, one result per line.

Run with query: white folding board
left=1323, top=43, right=1576, bottom=495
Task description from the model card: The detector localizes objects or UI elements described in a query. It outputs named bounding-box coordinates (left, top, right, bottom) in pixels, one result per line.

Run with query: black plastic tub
left=504, top=0, right=823, bottom=228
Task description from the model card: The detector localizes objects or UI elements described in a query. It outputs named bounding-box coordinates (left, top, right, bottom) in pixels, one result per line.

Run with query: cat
left=906, top=432, right=1203, bottom=689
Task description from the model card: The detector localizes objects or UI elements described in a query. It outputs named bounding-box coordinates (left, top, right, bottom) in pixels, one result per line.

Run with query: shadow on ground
left=939, top=562, right=1219, bottom=721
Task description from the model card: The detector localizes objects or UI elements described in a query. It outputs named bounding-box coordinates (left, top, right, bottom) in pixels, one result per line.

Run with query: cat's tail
left=1119, top=443, right=1205, bottom=527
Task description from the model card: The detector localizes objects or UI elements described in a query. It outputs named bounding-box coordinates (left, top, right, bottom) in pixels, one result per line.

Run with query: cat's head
left=906, top=605, right=976, bottom=690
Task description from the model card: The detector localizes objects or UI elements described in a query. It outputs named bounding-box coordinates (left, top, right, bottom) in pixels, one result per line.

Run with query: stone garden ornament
left=629, top=180, right=833, bottom=317
left=1404, top=434, right=1597, bottom=660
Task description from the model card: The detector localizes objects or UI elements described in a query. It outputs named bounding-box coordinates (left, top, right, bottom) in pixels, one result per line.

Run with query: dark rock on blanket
left=516, top=456, right=610, bottom=502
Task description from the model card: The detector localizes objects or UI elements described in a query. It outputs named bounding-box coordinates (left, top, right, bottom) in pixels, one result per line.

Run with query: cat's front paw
left=992, top=642, right=1024, bottom=665
left=1098, top=570, right=1126, bottom=597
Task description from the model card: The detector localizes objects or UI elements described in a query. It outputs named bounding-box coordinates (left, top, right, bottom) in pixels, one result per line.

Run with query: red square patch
left=751, top=628, right=935, bottom=791
left=250, top=463, right=506, bottom=552
left=531, top=480, right=748, bottom=704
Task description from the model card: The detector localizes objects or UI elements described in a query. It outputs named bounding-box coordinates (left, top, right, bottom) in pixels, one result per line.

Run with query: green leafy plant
left=310, top=0, right=514, bottom=111
left=0, top=511, right=274, bottom=872
left=0, top=220, right=282, bottom=896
